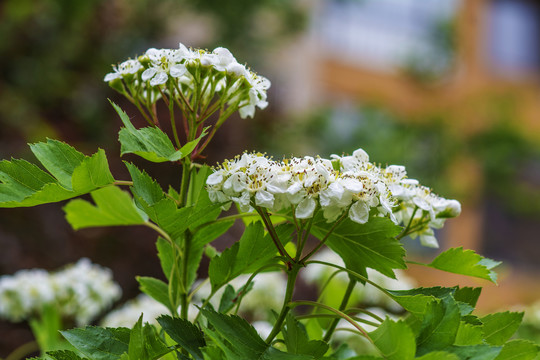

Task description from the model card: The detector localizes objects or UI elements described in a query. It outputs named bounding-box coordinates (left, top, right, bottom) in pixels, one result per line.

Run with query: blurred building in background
left=268, top=0, right=540, bottom=310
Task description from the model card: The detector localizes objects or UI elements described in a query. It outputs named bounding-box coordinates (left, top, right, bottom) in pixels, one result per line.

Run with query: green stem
left=180, top=231, right=192, bottom=320
left=346, top=308, right=384, bottom=323
left=254, top=206, right=294, bottom=265
left=179, top=160, right=192, bottom=207
left=113, top=180, right=133, bottom=186
left=234, top=263, right=286, bottom=315
left=397, top=206, right=419, bottom=240
left=144, top=222, right=180, bottom=255
left=323, top=276, right=357, bottom=342
left=301, top=211, right=348, bottom=263
left=288, top=300, right=373, bottom=344
left=296, top=213, right=315, bottom=260
left=305, top=260, right=393, bottom=298
left=5, top=341, right=39, bottom=360
left=265, top=263, right=302, bottom=344
left=168, top=84, right=182, bottom=149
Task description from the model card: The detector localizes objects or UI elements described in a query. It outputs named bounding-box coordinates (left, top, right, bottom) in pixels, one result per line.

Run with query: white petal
left=142, top=68, right=157, bottom=81
left=419, top=229, right=439, bottom=248
left=170, top=64, right=187, bottom=78
left=295, top=197, right=316, bottom=219
left=255, top=190, right=274, bottom=208
left=206, top=172, right=224, bottom=186
left=150, top=71, right=168, bottom=86
left=352, top=148, right=369, bottom=162
left=349, top=201, right=370, bottom=224
left=104, top=73, right=120, bottom=82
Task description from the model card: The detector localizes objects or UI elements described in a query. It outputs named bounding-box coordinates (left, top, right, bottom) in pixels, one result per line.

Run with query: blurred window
left=314, top=0, right=460, bottom=72
left=486, top=0, right=540, bottom=77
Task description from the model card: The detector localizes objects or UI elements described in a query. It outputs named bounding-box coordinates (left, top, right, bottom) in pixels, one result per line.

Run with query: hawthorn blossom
left=104, top=43, right=270, bottom=119
left=207, top=147, right=461, bottom=247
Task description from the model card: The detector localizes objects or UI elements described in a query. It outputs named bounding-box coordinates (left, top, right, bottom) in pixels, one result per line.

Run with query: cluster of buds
left=0, top=258, right=121, bottom=325
left=207, top=148, right=461, bottom=247
left=104, top=43, right=270, bottom=119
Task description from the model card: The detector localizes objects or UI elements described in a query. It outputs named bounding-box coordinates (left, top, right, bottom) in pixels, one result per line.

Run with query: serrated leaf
left=455, top=321, right=484, bottom=346
left=30, top=139, right=85, bottom=189
left=128, top=315, right=144, bottom=360
left=158, top=315, right=206, bottom=360
left=445, top=345, right=502, bottom=360
left=388, top=287, right=456, bottom=318
left=369, top=318, right=416, bottom=360
left=137, top=276, right=174, bottom=314
left=494, top=339, right=539, bottom=360
left=481, top=311, right=523, bottom=346
left=143, top=323, right=171, bottom=360
left=201, top=308, right=267, bottom=358
left=416, top=296, right=461, bottom=355
left=311, top=216, right=405, bottom=279
left=428, top=247, right=501, bottom=283
left=283, top=313, right=328, bottom=359
left=0, top=142, right=114, bottom=208
left=60, top=326, right=130, bottom=360
left=64, top=186, right=147, bottom=229
left=125, top=162, right=165, bottom=207
left=112, top=101, right=207, bottom=163
left=454, top=287, right=482, bottom=308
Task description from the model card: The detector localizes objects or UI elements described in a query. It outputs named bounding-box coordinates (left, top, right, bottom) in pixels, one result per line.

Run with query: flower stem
left=301, top=211, right=347, bottom=263
left=265, top=263, right=302, bottom=344
left=254, top=206, right=294, bottom=265
left=288, top=300, right=373, bottom=344
left=323, top=276, right=357, bottom=342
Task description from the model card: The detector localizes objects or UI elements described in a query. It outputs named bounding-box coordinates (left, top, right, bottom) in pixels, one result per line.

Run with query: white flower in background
left=0, top=259, right=121, bottom=325
left=192, top=272, right=286, bottom=321
left=104, top=43, right=270, bottom=119
left=101, top=294, right=170, bottom=328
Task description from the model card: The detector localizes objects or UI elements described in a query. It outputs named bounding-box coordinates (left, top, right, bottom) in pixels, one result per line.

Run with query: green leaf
left=415, top=352, right=459, bottom=360
left=112, top=101, right=207, bottom=163
left=30, top=139, right=85, bottom=189
left=454, top=287, right=482, bottom=308
left=369, top=318, right=416, bottom=360
left=416, top=296, right=461, bottom=355
left=128, top=315, right=144, bottom=360
left=445, top=345, right=502, bottom=360
left=0, top=141, right=114, bottom=208
left=156, top=237, right=174, bottom=280
left=428, top=247, right=501, bottom=283
left=201, top=308, right=267, bottom=359
left=60, top=326, right=130, bottom=360
left=283, top=313, right=328, bottom=359
left=311, top=216, right=405, bottom=279
left=64, top=186, right=147, bottom=229
left=137, top=276, right=174, bottom=314
left=494, top=339, right=539, bottom=360
left=125, top=162, right=165, bottom=207
left=158, top=315, right=206, bottom=360
left=46, top=350, right=89, bottom=360
left=481, top=311, right=524, bottom=346
left=142, top=323, right=171, bottom=360
left=388, top=287, right=456, bottom=318
left=454, top=321, right=484, bottom=346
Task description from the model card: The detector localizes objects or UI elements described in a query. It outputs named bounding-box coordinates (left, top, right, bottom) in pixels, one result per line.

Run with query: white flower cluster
left=0, top=258, right=121, bottom=325
left=207, top=148, right=460, bottom=247
left=101, top=294, right=170, bottom=328
left=104, top=43, right=270, bottom=119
